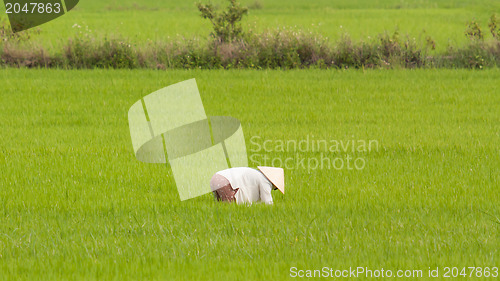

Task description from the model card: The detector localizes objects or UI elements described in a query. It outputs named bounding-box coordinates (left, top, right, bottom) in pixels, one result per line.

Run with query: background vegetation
left=1, top=0, right=500, bottom=68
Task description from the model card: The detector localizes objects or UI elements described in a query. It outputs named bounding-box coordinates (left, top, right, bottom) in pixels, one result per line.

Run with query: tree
left=197, top=0, right=248, bottom=43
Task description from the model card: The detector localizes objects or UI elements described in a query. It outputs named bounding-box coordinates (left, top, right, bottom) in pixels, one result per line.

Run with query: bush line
left=1, top=19, right=500, bottom=69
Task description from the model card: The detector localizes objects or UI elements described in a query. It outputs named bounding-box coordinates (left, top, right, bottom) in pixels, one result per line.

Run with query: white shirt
left=216, top=167, right=274, bottom=204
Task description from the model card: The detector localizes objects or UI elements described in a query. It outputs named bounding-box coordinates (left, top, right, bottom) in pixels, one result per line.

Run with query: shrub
left=489, top=14, right=500, bottom=39
left=1, top=43, right=56, bottom=67
left=465, top=19, right=484, bottom=41
left=197, top=0, right=248, bottom=43
left=0, top=18, right=37, bottom=43
left=64, top=36, right=138, bottom=68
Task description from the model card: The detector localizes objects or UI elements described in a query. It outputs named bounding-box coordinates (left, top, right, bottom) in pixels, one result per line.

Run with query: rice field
left=0, top=68, right=499, bottom=280
left=1, top=0, right=500, bottom=280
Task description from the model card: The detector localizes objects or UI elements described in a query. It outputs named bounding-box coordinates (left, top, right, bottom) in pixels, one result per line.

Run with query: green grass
left=0, top=68, right=499, bottom=280
left=1, top=0, right=500, bottom=52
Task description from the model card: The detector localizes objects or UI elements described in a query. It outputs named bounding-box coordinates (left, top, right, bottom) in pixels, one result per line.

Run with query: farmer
left=210, top=166, right=284, bottom=204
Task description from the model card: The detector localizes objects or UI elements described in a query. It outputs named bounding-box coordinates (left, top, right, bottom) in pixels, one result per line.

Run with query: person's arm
left=260, top=182, right=274, bottom=205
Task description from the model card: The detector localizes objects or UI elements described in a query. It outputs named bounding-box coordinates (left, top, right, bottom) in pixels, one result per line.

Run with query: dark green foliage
left=489, top=14, right=500, bottom=39
left=465, top=19, right=484, bottom=41
left=64, top=37, right=138, bottom=68
left=197, top=0, right=248, bottom=43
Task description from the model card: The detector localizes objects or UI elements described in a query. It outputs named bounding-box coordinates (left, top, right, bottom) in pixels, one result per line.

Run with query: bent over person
left=210, top=166, right=285, bottom=204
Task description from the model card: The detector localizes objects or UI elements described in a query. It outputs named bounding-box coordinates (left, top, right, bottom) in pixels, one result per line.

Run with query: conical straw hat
left=257, top=166, right=285, bottom=194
